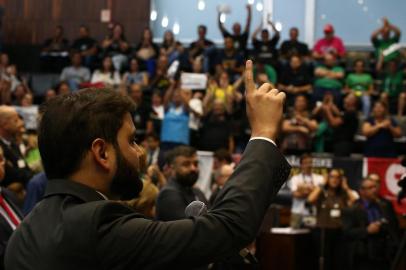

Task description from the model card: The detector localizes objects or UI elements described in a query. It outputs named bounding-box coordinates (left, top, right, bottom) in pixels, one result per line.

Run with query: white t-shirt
left=289, top=173, right=324, bottom=215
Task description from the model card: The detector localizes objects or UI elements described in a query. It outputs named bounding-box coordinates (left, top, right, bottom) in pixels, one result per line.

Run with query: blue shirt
left=160, top=104, right=189, bottom=145
left=23, top=172, right=48, bottom=216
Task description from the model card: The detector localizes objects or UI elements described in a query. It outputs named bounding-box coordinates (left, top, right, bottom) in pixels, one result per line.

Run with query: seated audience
left=60, top=52, right=91, bottom=91
left=200, top=99, right=234, bottom=152
left=218, top=4, right=252, bottom=54
left=278, top=55, right=312, bottom=103
left=307, top=169, right=357, bottom=270
left=343, top=178, right=399, bottom=270
left=289, top=154, right=324, bottom=228
left=251, top=18, right=280, bottom=66
left=281, top=95, right=318, bottom=154
left=0, top=145, right=23, bottom=267
left=128, top=84, right=153, bottom=143
left=156, top=146, right=207, bottom=221
left=11, top=84, right=30, bottom=106
left=371, top=17, right=401, bottom=63
left=71, top=25, right=98, bottom=68
left=40, top=25, right=70, bottom=72
left=90, top=56, right=121, bottom=88
left=313, top=24, right=345, bottom=60
left=122, top=58, right=148, bottom=87
left=362, top=101, right=402, bottom=157
left=313, top=53, right=345, bottom=104
left=0, top=106, right=33, bottom=188
left=323, top=93, right=359, bottom=156
left=280, top=27, right=310, bottom=60
left=345, top=59, right=374, bottom=116
left=101, top=23, right=130, bottom=71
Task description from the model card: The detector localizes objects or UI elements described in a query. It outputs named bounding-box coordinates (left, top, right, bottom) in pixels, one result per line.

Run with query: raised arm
left=243, top=4, right=252, bottom=34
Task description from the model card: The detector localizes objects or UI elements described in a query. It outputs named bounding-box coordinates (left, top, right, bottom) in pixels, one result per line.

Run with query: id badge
left=330, top=209, right=341, bottom=218
left=17, top=159, right=26, bottom=168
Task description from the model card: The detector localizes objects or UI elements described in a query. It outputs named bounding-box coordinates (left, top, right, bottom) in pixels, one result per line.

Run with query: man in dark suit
left=0, top=146, right=23, bottom=267
left=5, top=60, right=290, bottom=270
left=156, top=146, right=208, bottom=221
left=0, top=106, right=33, bottom=188
left=342, top=178, right=399, bottom=270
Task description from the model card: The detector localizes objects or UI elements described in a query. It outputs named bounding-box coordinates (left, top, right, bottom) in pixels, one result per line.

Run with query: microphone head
left=185, top=201, right=207, bottom=217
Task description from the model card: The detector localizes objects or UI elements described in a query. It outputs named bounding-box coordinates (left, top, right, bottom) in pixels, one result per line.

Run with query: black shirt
left=200, top=112, right=231, bottom=151
left=332, top=111, right=358, bottom=142
left=131, top=103, right=152, bottom=143
left=279, top=64, right=311, bottom=86
left=252, top=35, right=280, bottom=64
left=71, top=37, right=97, bottom=52
left=280, top=40, right=309, bottom=58
left=189, top=39, right=215, bottom=58
left=221, top=30, right=249, bottom=52
left=216, top=49, right=244, bottom=76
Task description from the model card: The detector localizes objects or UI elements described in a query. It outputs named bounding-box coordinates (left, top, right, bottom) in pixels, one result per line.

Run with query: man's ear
left=90, top=138, right=114, bottom=171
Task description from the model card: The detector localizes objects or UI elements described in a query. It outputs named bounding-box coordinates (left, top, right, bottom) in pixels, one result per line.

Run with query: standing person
left=342, top=178, right=399, bottom=270
left=156, top=146, right=207, bottom=221
left=307, top=169, right=357, bottom=270
left=189, top=25, right=215, bottom=73
left=5, top=60, right=291, bottom=269
left=280, top=27, right=310, bottom=60
left=218, top=4, right=252, bottom=54
left=371, top=17, right=401, bottom=63
left=289, top=154, right=324, bottom=228
left=251, top=18, right=280, bottom=67
left=0, top=145, right=23, bottom=268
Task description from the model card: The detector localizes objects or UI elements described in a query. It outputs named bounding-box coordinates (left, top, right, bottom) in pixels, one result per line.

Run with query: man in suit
left=342, top=178, right=399, bottom=270
left=0, top=106, right=33, bottom=188
left=0, top=145, right=23, bottom=267
left=156, top=146, right=208, bottom=221
left=5, top=60, right=291, bottom=270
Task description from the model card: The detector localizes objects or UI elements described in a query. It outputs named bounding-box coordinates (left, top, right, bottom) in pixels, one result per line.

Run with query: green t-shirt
left=383, top=71, right=403, bottom=97
left=314, top=66, right=344, bottom=89
left=346, top=73, right=373, bottom=92
left=372, top=36, right=400, bottom=62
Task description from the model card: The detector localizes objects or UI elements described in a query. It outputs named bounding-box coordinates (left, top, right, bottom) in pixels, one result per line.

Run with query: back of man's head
left=38, top=88, right=134, bottom=179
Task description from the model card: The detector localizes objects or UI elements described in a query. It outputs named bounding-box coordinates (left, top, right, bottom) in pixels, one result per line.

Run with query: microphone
left=184, top=201, right=258, bottom=265
left=185, top=201, right=207, bottom=217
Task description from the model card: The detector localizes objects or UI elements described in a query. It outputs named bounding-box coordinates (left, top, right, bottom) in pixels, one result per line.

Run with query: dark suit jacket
left=5, top=140, right=291, bottom=270
left=342, top=198, right=399, bottom=269
left=0, top=189, right=23, bottom=267
left=156, top=179, right=208, bottom=221
left=0, top=139, right=33, bottom=187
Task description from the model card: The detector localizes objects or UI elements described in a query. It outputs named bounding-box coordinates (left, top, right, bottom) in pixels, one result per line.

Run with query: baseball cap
left=324, top=24, right=334, bottom=33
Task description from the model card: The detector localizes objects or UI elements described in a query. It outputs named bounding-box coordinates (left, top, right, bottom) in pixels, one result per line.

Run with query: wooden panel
left=1, top=0, right=150, bottom=45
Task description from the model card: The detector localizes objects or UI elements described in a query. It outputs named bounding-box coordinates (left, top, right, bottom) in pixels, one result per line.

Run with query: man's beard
left=110, top=146, right=143, bottom=200
left=176, top=171, right=199, bottom=187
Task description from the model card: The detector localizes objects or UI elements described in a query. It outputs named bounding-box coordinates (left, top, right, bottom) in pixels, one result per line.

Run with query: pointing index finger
left=244, top=60, right=255, bottom=95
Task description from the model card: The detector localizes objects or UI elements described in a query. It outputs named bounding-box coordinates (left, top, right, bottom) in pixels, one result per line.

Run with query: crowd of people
left=0, top=4, right=405, bottom=269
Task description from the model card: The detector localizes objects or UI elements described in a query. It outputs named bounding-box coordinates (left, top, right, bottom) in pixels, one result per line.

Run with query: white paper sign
left=181, top=73, right=208, bottom=90
left=101, top=9, right=111, bottom=23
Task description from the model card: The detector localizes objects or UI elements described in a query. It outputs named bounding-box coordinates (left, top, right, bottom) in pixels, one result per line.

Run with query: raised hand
left=244, top=60, right=286, bottom=142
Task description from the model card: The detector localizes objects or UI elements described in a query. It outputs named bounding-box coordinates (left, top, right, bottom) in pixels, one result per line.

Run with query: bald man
left=0, top=106, right=33, bottom=187
left=209, top=164, right=234, bottom=206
